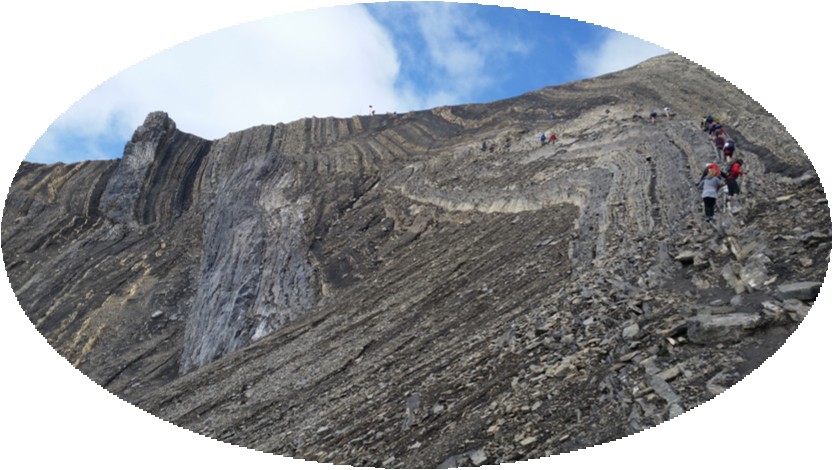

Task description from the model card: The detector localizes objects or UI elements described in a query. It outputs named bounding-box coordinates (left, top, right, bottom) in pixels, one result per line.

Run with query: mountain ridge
left=2, top=52, right=829, bottom=467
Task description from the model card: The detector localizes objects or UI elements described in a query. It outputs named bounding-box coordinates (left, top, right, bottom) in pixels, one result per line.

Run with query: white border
left=1, top=1, right=829, bottom=469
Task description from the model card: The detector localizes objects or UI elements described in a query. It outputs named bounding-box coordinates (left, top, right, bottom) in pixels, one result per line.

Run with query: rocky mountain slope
left=2, top=53, right=829, bottom=468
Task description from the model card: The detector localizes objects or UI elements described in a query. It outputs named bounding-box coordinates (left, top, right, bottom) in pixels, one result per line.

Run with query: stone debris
left=439, top=448, right=488, bottom=468
left=782, top=299, right=812, bottom=322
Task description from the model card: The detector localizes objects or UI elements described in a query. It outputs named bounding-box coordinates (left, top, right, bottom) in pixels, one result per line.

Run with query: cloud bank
left=24, top=3, right=665, bottom=164
left=575, top=30, right=668, bottom=77
left=26, top=5, right=403, bottom=163
left=388, top=2, right=531, bottom=106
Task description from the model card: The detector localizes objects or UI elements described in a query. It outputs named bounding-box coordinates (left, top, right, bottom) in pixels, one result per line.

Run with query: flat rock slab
left=777, top=282, right=823, bottom=301
left=687, top=313, right=763, bottom=344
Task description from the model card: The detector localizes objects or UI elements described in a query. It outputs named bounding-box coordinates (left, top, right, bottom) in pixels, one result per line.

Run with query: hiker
left=540, top=133, right=547, bottom=145
left=699, top=165, right=724, bottom=222
left=702, top=115, right=714, bottom=131
left=721, top=151, right=734, bottom=177
left=549, top=132, right=558, bottom=144
left=724, top=157, right=746, bottom=207
left=650, top=110, right=658, bottom=123
left=663, top=106, right=671, bottom=118
left=723, top=139, right=736, bottom=158
left=714, top=133, right=726, bottom=153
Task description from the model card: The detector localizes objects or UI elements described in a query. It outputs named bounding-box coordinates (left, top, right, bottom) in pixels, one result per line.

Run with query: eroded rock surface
left=2, top=53, right=829, bottom=468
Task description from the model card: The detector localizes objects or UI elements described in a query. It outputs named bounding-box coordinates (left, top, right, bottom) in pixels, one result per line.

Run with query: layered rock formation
left=2, top=53, right=829, bottom=468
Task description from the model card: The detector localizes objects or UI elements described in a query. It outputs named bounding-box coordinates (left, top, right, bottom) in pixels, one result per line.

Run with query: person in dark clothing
left=714, top=133, right=726, bottom=153
left=723, top=139, right=735, bottom=158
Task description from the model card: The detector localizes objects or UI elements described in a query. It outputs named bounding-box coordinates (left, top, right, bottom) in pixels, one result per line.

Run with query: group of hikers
left=539, top=131, right=557, bottom=145
left=535, top=110, right=745, bottom=224
left=697, top=115, right=746, bottom=222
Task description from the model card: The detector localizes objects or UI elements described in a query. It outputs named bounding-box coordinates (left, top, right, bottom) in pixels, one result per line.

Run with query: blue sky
left=24, top=2, right=666, bottom=165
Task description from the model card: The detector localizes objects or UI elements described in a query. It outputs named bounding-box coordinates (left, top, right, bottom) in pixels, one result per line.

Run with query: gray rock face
left=2, top=53, right=830, bottom=468
left=99, top=111, right=210, bottom=226
left=180, top=153, right=317, bottom=373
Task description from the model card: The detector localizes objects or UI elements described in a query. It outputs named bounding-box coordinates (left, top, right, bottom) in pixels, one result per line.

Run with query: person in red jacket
left=725, top=158, right=745, bottom=206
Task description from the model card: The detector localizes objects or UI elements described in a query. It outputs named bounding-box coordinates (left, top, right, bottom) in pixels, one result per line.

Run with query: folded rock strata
left=2, top=53, right=829, bottom=468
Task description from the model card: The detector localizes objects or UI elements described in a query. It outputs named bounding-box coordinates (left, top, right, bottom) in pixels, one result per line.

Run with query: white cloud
left=402, top=2, right=530, bottom=105
left=23, top=4, right=662, bottom=164
left=575, top=30, right=667, bottom=78
left=26, top=5, right=406, bottom=163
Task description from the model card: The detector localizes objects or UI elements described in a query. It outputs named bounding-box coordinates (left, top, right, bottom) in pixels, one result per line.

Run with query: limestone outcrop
left=2, top=53, right=829, bottom=468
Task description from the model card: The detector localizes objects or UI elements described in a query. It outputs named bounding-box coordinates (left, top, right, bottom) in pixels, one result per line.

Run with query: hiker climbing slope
left=723, top=139, right=736, bottom=159
left=724, top=157, right=746, bottom=209
left=699, top=165, right=724, bottom=222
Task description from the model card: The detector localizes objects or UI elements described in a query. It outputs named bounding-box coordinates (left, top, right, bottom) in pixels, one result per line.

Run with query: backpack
left=724, top=140, right=735, bottom=150
left=729, top=161, right=744, bottom=178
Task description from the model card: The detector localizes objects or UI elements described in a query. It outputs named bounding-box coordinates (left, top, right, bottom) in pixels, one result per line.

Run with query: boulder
left=776, top=282, right=823, bottom=301
left=739, top=254, right=771, bottom=291
left=622, top=323, right=640, bottom=340
left=782, top=299, right=812, bottom=322
left=674, top=250, right=698, bottom=264
left=686, top=313, right=763, bottom=344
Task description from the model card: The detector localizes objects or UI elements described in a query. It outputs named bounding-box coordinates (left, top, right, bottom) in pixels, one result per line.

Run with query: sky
left=23, top=2, right=667, bottom=164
